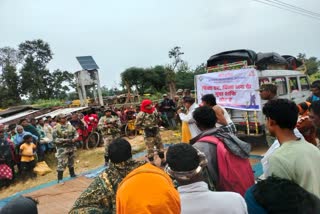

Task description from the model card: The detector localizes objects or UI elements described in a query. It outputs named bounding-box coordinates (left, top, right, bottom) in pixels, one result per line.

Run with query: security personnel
left=53, top=114, right=79, bottom=183
left=98, top=108, right=121, bottom=165
left=135, top=99, right=165, bottom=165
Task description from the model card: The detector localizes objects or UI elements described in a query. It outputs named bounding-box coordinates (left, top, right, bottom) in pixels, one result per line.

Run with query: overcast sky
left=1, top=0, right=319, bottom=88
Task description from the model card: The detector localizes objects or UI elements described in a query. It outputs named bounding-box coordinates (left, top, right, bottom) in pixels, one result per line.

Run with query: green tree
left=67, top=91, right=79, bottom=101
left=167, top=46, right=184, bottom=98
left=121, top=67, right=150, bottom=94
left=19, top=39, right=53, bottom=100
left=0, top=47, right=21, bottom=107
left=148, top=65, right=167, bottom=92
left=0, top=47, right=21, bottom=66
left=19, top=39, right=53, bottom=65
left=194, top=63, right=207, bottom=75
left=101, top=86, right=119, bottom=96
left=121, top=65, right=167, bottom=95
left=19, top=57, right=52, bottom=100
left=297, top=53, right=319, bottom=75
left=175, top=70, right=195, bottom=90
left=48, top=69, right=74, bottom=99
left=2, top=64, right=21, bottom=103
left=175, top=61, right=194, bottom=90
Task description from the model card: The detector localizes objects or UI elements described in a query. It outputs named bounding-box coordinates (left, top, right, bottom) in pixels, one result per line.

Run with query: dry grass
left=0, top=130, right=181, bottom=199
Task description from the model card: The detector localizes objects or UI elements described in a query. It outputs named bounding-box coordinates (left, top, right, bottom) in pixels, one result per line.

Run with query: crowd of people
left=1, top=81, right=320, bottom=213
left=0, top=89, right=189, bottom=187
left=0, top=105, right=143, bottom=186
left=72, top=81, right=320, bottom=213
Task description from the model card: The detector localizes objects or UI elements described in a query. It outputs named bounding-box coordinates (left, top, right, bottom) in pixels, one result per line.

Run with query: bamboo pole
left=254, top=111, right=259, bottom=135
left=245, top=111, right=250, bottom=135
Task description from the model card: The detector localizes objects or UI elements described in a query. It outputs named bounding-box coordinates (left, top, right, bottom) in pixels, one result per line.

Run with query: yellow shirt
left=20, top=143, right=36, bottom=162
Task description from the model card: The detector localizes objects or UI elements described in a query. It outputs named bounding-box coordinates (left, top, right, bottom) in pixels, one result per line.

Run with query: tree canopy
left=0, top=39, right=74, bottom=107
left=1, top=40, right=319, bottom=108
left=297, top=53, right=319, bottom=75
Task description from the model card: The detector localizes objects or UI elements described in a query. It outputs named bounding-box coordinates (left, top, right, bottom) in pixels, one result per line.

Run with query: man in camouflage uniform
left=69, top=138, right=145, bottom=214
left=175, top=89, right=184, bottom=108
left=53, top=114, right=79, bottom=183
left=135, top=99, right=165, bottom=164
left=98, top=108, right=121, bottom=165
left=174, top=89, right=185, bottom=126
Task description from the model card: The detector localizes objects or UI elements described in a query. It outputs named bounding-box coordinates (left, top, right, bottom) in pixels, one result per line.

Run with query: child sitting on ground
left=19, top=134, right=37, bottom=179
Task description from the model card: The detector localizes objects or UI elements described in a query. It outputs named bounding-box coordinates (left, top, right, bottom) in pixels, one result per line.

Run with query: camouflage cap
left=57, top=113, right=67, bottom=119
left=177, top=89, right=183, bottom=93
left=104, top=107, right=112, bottom=112
left=163, top=94, right=168, bottom=97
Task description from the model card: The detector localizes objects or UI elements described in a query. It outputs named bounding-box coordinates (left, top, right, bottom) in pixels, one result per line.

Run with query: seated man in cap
left=69, top=138, right=145, bottom=214
left=166, top=143, right=248, bottom=214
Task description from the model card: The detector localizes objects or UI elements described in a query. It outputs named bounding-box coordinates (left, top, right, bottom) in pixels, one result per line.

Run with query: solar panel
left=76, top=56, right=99, bottom=70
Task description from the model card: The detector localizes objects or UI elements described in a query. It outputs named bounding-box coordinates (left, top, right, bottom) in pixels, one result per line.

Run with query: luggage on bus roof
left=207, top=49, right=257, bottom=67
left=282, top=55, right=303, bottom=70
left=256, top=52, right=288, bottom=70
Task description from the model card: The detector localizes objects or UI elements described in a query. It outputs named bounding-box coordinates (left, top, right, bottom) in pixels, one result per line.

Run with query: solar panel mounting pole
left=76, top=56, right=104, bottom=107
left=95, top=71, right=104, bottom=106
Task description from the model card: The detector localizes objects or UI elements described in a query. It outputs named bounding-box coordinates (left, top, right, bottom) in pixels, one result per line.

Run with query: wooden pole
left=254, top=111, right=259, bottom=135
left=245, top=111, right=250, bottom=135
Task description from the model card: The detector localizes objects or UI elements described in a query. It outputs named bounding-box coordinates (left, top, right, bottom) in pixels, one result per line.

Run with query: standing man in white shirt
left=165, top=143, right=248, bottom=214
left=177, top=97, right=201, bottom=138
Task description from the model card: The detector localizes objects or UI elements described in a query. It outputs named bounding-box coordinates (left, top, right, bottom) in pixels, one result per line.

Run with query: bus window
left=300, top=76, right=310, bottom=91
left=289, top=77, right=299, bottom=93
left=259, top=78, right=270, bottom=86
left=272, top=77, right=287, bottom=95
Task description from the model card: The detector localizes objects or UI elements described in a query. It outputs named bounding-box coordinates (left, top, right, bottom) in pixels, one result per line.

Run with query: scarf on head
left=140, top=99, right=155, bottom=114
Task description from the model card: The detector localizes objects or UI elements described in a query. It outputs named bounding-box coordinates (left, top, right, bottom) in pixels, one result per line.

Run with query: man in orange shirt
left=19, top=134, right=37, bottom=179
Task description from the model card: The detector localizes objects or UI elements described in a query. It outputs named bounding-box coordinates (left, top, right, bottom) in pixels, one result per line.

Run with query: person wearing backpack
left=166, top=143, right=248, bottom=214
left=190, top=106, right=254, bottom=196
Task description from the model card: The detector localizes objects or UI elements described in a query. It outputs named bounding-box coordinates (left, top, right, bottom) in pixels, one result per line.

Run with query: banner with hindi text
left=196, top=68, right=261, bottom=111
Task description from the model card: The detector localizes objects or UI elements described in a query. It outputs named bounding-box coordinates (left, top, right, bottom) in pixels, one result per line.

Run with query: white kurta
left=178, top=181, right=248, bottom=214
left=178, top=103, right=201, bottom=137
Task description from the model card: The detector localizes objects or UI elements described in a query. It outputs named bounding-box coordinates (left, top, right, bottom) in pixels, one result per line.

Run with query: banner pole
left=245, top=111, right=250, bottom=135
left=254, top=111, right=259, bottom=135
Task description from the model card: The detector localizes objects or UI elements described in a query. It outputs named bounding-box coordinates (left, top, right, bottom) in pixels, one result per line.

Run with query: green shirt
left=268, top=139, right=320, bottom=198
